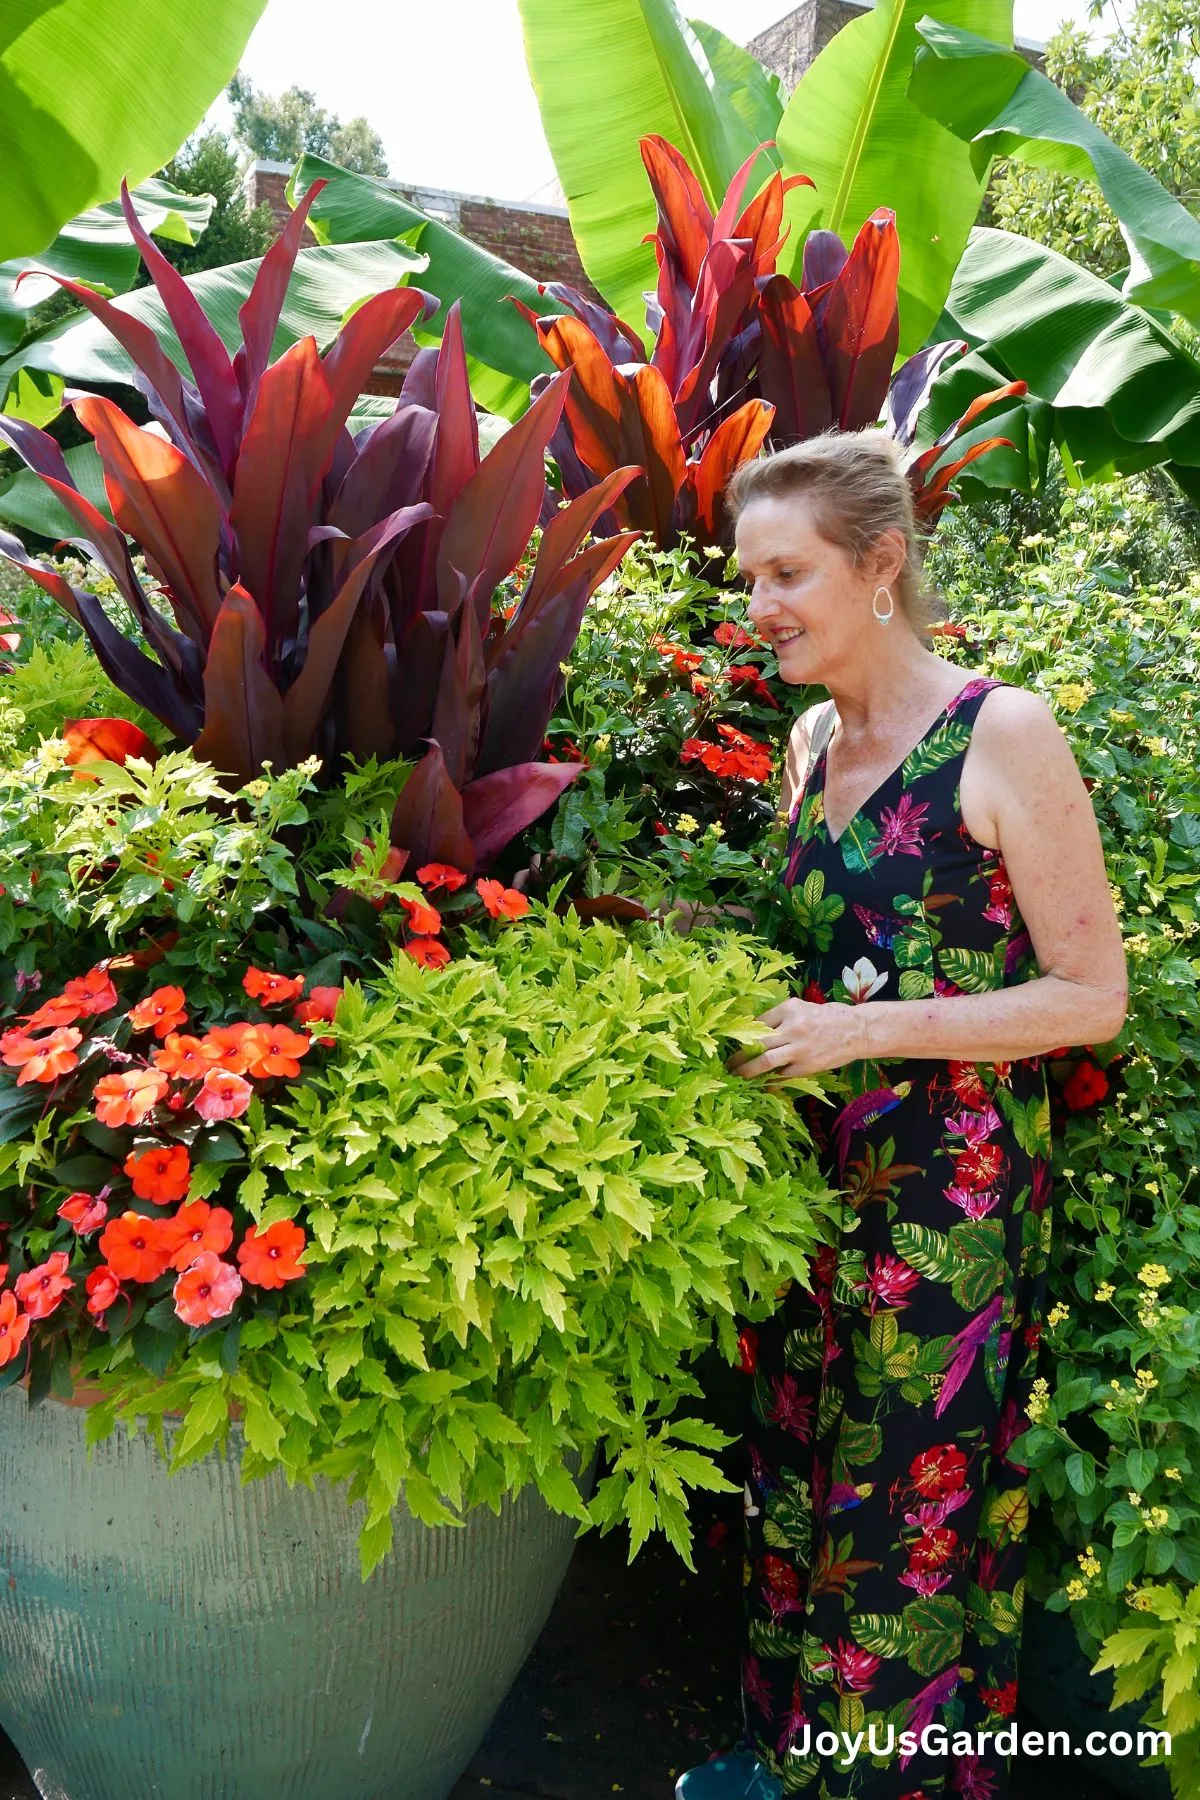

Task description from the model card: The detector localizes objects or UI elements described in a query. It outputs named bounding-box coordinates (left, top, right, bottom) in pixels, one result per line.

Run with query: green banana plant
left=1, top=0, right=266, bottom=265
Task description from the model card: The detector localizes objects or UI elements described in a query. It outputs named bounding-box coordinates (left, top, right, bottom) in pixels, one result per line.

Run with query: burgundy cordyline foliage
left=518, top=135, right=1026, bottom=547
left=0, top=182, right=639, bottom=876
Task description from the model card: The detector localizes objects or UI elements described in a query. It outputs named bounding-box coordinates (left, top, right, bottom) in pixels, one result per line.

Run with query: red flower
left=713, top=621, right=758, bottom=649
left=85, top=1265, right=122, bottom=1319
left=476, top=879, right=530, bottom=920
left=0, top=607, right=20, bottom=654
left=237, top=1220, right=307, bottom=1289
left=416, top=863, right=468, bottom=892
left=15, top=1251, right=74, bottom=1320
left=293, top=986, right=343, bottom=1028
left=162, top=1201, right=235, bottom=1272
left=93, top=1067, right=169, bottom=1127
left=948, top=1062, right=989, bottom=1110
left=826, top=1640, right=882, bottom=1693
left=909, top=1445, right=969, bottom=1499
left=21, top=967, right=116, bottom=1029
left=405, top=936, right=452, bottom=969
left=238, top=1024, right=311, bottom=1081
left=173, top=1252, right=243, bottom=1327
left=58, top=1191, right=109, bottom=1235
left=124, top=1143, right=191, bottom=1205
left=2, top=1026, right=81, bottom=1085
left=61, top=717, right=158, bottom=771
left=152, top=1033, right=213, bottom=1081
left=737, top=1327, right=759, bottom=1375
left=0, top=1290, right=30, bottom=1367
left=908, top=1526, right=959, bottom=1571
left=864, top=1255, right=921, bottom=1310
left=980, top=1680, right=1019, bottom=1719
left=242, top=967, right=305, bottom=1007
left=803, top=981, right=827, bottom=1005
left=399, top=895, right=443, bottom=936
left=99, top=1212, right=172, bottom=1284
left=127, top=985, right=188, bottom=1039
left=193, top=1069, right=254, bottom=1122
left=652, top=820, right=668, bottom=838
left=200, top=1025, right=253, bottom=1074
left=1063, top=1060, right=1109, bottom=1111
left=651, top=635, right=704, bottom=674
left=726, top=663, right=781, bottom=709
left=953, top=1142, right=1005, bottom=1192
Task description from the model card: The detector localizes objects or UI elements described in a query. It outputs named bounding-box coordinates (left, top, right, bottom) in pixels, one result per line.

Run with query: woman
left=675, top=434, right=1127, bottom=1800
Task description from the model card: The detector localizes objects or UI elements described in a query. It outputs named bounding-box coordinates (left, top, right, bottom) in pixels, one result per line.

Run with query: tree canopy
left=228, top=73, right=389, bottom=177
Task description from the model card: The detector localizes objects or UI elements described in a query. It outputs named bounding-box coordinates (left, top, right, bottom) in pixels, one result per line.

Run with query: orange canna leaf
left=62, top=717, right=159, bottom=771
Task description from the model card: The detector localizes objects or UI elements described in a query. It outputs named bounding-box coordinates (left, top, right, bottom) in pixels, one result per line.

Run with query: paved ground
left=0, top=1493, right=1133, bottom=1800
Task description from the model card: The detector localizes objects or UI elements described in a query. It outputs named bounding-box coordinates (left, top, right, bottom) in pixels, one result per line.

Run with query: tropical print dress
left=741, top=678, right=1052, bottom=1799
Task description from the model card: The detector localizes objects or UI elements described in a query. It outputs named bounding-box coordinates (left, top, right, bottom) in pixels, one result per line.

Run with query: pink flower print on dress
left=953, top=1752, right=999, bottom=1800
left=765, top=1373, right=815, bottom=1441
left=898, top=1565, right=954, bottom=1596
left=944, top=1184, right=1003, bottom=1219
left=945, top=1104, right=1002, bottom=1146
left=862, top=1254, right=921, bottom=1312
left=742, top=1655, right=773, bottom=1722
left=759, top=1554, right=804, bottom=1621
left=871, top=789, right=930, bottom=858
left=982, top=858, right=1015, bottom=928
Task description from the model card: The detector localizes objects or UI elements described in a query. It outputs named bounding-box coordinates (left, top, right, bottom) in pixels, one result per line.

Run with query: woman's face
left=734, top=494, right=895, bottom=687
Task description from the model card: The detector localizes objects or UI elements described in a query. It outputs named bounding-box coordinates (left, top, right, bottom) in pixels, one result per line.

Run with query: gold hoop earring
left=872, top=585, right=894, bottom=625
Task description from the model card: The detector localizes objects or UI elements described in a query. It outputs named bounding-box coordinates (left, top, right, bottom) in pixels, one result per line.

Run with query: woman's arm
left=731, top=689, right=1128, bottom=1078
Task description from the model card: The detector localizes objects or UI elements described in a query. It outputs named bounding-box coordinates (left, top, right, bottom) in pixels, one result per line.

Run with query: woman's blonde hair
left=724, top=430, right=946, bottom=631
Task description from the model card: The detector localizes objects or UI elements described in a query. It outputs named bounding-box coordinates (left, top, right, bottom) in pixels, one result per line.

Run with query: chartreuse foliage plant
left=76, top=910, right=833, bottom=1576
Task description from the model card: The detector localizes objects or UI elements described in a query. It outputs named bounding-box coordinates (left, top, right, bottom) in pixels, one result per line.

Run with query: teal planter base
left=0, top=1390, right=581, bottom=1800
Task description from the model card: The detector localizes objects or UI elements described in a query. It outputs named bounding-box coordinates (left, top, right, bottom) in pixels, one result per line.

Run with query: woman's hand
left=727, top=997, right=868, bottom=1080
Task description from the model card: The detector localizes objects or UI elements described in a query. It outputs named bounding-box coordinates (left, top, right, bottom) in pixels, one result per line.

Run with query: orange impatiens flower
left=193, top=1069, right=253, bottom=1122
left=163, top=1201, right=234, bottom=1273
left=124, top=1143, right=191, bottom=1205
left=399, top=894, right=442, bottom=936
left=14, top=1251, right=74, bottom=1321
left=58, top=1191, right=109, bottom=1235
left=238, top=1024, right=311, bottom=1081
left=237, top=1220, right=307, bottom=1289
left=152, top=1033, right=213, bottom=1081
left=713, top=620, right=759, bottom=650
left=173, top=1252, right=243, bottom=1327
left=25, top=965, right=120, bottom=1028
left=99, top=1212, right=173, bottom=1284
left=416, top=863, right=468, bottom=892
left=475, top=879, right=531, bottom=921
left=85, top=1265, right=122, bottom=1318
left=1, top=1026, right=82, bottom=1085
left=405, top=936, right=451, bottom=970
left=93, top=1067, right=169, bottom=1127
left=127, top=985, right=188, bottom=1039
left=242, top=967, right=305, bottom=1007
left=200, top=1025, right=253, bottom=1075
left=293, top=986, right=342, bottom=1028
left=0, top=1290, right=29, bottom=1367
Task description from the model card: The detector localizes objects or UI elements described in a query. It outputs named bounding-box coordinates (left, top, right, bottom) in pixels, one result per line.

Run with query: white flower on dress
left=842, top=957, right=889, bottom=1003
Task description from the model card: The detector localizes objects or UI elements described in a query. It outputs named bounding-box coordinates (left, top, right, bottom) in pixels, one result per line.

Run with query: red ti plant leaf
left=429, top=591, right=488, bottom=790
left=329, top=403, right=436, bottom=542
left=510, top=464, right=641, bottom=630
left=758, top=277, right=833, bottom=443
left=613, top=364, right=687, bottom=543
left=71, top=395, right=224, bottom=645
left=434, top=371, right=570, bottom=625
left=389, top=741, right=478, bottom=875
left=460, top=763, right=583, bottom=870
left=234, top=179, right=329, bottom=416
left=522, top=311, right=625, bottom=479
left=683, top=400, right=775, bottom=542
left=0, top=609, right=19, bottom=654
left=821, top=209, right=901, bottom=432
left=536, top=283, right=645, bottom=364
left=118, top=181, right=243, bottom=482
left=192, top=585, right=286, bottom=783
left=673, top=239, right=758, bottom=438
left=62, top=718, right=160, bottom=771
left=641, top=135, right=714, bottom=297
left=229, top=336, right=335, bottom=663
left=885, top=342, right=968, bottom=450
left=315, top=286, right=437, bottom=473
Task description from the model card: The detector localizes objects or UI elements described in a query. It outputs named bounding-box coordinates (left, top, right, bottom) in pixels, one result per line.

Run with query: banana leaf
left=776, top=0, right=1014, bottom=356
left=517, top=0, right=747, bottom=336
left=0, top=240, right=429, bottom=401
left=0, top=443, right=108, bottom=540
left=910, top=18, right=1200, bottom=330
left=290, top=155, right=556, bottom=421
left=924, top=227, right=1200, bottom=485
left=0, top=0, right=264, bottom=265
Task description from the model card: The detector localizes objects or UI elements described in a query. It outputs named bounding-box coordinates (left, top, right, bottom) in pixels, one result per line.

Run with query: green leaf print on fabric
left=892, top=893, right=936, bottom=999
left=836, top=1417, right=883, bottom=1467
left=938, top=943, right=1006, bottom=993
left=795, top=787, right=825, bottom=846
left=848, top=1595, right=964, bottom=1676
left=900, top=717, right=973, bottom=785
left=838, top=811, right=882, bottom=874
left=892, top=1218, right=1007, bottom=1312
left=749, top=1618, right=804, bottom=1660
left=787, top=867, right=845, bottom=952
left=849, top=1611, right=917, bottom=1659
left=764, top=1478, right=813, bottom=1555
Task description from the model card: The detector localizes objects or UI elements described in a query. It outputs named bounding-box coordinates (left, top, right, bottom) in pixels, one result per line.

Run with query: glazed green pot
left=1020, top=1600, right=1172, bottom=1799
left=0, top=1389, right=581, bottom=1800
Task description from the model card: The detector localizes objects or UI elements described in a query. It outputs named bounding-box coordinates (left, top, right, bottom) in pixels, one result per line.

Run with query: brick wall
left=749, top=0, right=1044, bottom=92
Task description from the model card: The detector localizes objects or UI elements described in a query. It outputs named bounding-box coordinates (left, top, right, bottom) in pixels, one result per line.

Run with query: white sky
left=207, top=0, right=1114, bottom=204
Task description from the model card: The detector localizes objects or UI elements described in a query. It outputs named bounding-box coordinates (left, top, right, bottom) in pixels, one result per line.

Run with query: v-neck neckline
left=816, top=683, right=975, bottom=847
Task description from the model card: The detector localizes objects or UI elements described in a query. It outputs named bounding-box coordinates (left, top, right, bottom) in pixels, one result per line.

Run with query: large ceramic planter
left=0, top=1389, right=581, bottom=1800
left=1021, top=1599, right=1172, bottom=1799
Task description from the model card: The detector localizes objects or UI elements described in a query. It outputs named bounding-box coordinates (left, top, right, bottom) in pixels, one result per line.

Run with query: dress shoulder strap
left=804, top=700, right=836, bottom=783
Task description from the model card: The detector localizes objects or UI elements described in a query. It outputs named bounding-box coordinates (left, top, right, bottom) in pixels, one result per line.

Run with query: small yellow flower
left=592, top=734, right=611, bottom=753
left=1148, top=1507, right=1170, bottom=1530
left=243, top=778, right=270, bottom=799
left=1135, top=1368, right=1159, bottom=1390
left=1138, top=1264, right=1170, bottom=1290
left=1020, top=533, right=1046, bottom=549
left=674, top=814, right=700, bottom=837
left=1165, top=1468, right=1182, bottom=1480
left=1047, top=1303, right=1070, bottom=1328
left=1109, top=709, right=1134, bottom=724
left=1128, top=1491, right=1143, bottom=1507
left=707, top=821, right=725, bottom=839
left=1144, top=1181, right=1159, bottom=1196
left=1146, top=736, right=1168, bottom=755
left=1110, top=1378, right=1123, bottom=1391
left=1130, top=1591, right=1155, bottom=1613
left=1054, top=682, right=1091, bottom=714
left=1095, top=1283, right=1116, bottom=1304
left=1065, top=1578, right=1089, bottom=1602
